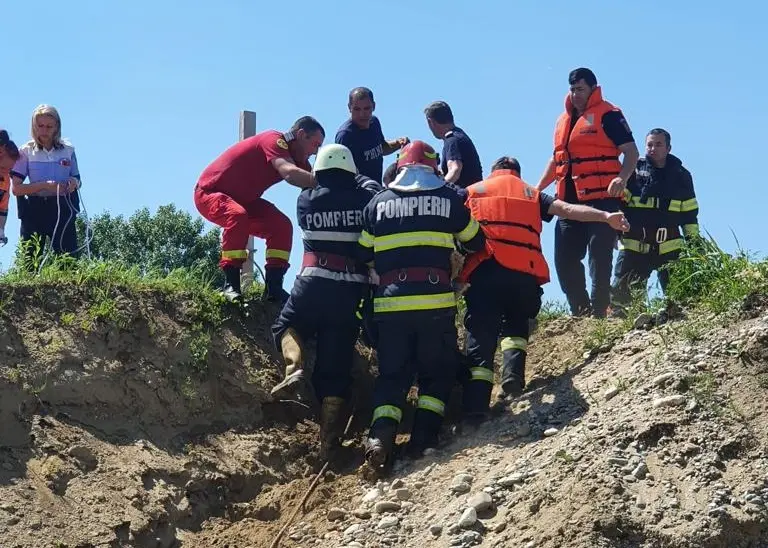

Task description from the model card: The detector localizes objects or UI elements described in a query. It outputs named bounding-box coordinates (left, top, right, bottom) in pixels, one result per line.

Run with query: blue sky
left=2, top=0, right=766, bottom=304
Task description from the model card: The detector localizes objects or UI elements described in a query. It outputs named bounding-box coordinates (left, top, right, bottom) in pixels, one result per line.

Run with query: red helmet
left=397, top=140, right=439, bottom=172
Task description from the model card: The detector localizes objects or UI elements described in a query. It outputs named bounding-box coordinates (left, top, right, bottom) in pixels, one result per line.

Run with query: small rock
left=451, top=481, right=471, bottom=495
left=468, top=492, right=493, bottom=512
left=352, top=508, right=371, bottom=519
left=498, top=473, right=525, bottom=487
left=395, top=488, right=411, bottom=501
left=391, top=479, right=405, bottom=489
left=494, top=521, right=507, bottom=533
left=608, top=457, right=629, bottom=466
left=347, top=543, right=364, bottom=548
left=363, top=487, right=383, bottom=503
left=543, top=427, right=559, bottom=437
left=605, top=386, right=620, bottom=400
left=344, top=524, right=362, bottom=537
left=375, top=501, right=401, bottom=513
left=377, top=516, right=399, bottom=529
left=458, top=507, right=477, bottom=528
left=653, top=395, right=686, bottom=408
left=328, top=507, right=346, bottom=521
left=429, top=524, right=443, bottom=537
left=632, top=463, right=649, bottom=479
left=652, top=372, right=675, bottom=386
left=634, top=313, right=654, bottom=329
left=686, top=399, right=699, bottom=412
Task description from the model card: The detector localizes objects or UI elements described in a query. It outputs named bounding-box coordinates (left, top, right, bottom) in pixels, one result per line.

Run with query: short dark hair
left=382, top=162, right=399, bottom=186
left=0, top=129, right=19, bottom=160
left=424, top=101, right=454, bottom=124
left=491, top=156, right=521, bottom=174
left=647, top=128, right=671, bottom=147
left=290, top=116, right=325, bottom=137
left=349, top=87, right=374, bottom=104
left=568, top=67, right=597, bottom=87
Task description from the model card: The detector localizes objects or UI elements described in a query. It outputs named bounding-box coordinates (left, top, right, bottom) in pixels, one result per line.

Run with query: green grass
left=665, top=233, right=768, bottom=315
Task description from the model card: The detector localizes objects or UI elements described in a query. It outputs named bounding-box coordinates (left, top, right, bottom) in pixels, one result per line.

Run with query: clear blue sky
left=2, top=0, right=766, bottom=304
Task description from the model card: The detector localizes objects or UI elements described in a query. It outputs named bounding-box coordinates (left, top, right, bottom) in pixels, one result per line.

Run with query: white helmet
left=313, top=144, right=357, bottom=174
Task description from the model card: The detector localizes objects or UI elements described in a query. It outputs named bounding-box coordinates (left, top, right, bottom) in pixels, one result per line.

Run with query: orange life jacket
left=458, top=170, right=550, bottom=285
left=553, top=86, right=622, bottom=202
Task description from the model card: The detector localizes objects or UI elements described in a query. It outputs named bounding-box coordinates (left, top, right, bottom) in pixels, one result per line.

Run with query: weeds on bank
left=665, top=233, right=768, bottom=316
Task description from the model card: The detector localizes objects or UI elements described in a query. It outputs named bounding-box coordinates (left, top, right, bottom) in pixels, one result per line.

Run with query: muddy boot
left=407, top=408, right=443, bottom=459
left=364, top=420, right=397, bottom=470
left=500, top=356, right=525, bottom=398
left=271, top=328, right=305, bottom=399
left=222, top=265, right=243, bottom=302
left=318, top=396, right=347, bottom=462
left=264, top=267, right=290, bottom=305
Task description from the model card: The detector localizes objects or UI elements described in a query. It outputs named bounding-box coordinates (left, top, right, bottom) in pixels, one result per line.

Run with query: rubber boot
left=364, top=419, right=398, bottom=470
left=407, top=409, right=443, bottom=458
left=318, top=396, right=347, bottom=462
left=222, top=265, right=243, bottom=302
left=264, top=267, right=290, bottom=304
left=271, top=328, right=305, bottom=399
left=500, top=350, right=526, bottom=398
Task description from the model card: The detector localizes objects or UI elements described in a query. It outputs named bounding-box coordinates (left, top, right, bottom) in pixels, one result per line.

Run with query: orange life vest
left=458, top=170, right=550, bottom=285
left=553, top=86, right=622, bottom=202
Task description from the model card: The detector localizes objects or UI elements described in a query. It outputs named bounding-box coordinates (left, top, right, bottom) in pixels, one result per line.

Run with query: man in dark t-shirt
left=335, top=87, right=409, bottom=183
left=424, top=101, right=483, bottom=189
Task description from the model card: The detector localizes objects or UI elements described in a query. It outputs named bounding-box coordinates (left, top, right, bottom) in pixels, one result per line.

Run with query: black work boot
left=264, top=267, right=290, bottom=304
left=364, top=420, right=398, bottom=471
left=407, top=409, right=443, bottom=458
left=500, top=352, right=526, bottom=398
left=222, top=266, right=243, bottom=302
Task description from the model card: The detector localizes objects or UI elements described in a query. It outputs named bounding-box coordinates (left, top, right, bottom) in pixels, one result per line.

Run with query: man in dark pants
left=335, top=87, right=409, bottom=183
left=271, top=144, right=379, bottom=461
left=611, top=128, right=699, bottom=318
left=424, top=101, right=483, bottom=189
left=536, top=67, right=639, bottom=318
left=357, top=140, right=485, bottom=471
left=459, top=157, right=629, bottom=417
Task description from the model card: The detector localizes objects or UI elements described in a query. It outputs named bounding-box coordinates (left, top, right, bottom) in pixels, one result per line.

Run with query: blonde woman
left=11, top=104, right=81, bottom=256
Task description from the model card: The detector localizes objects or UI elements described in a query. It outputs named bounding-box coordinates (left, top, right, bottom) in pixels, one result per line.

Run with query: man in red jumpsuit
left=194, top=116, right=325, bottom=303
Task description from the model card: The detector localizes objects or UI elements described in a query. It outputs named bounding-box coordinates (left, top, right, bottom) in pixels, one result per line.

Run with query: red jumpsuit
left=194, top=130, right=309, bottom=270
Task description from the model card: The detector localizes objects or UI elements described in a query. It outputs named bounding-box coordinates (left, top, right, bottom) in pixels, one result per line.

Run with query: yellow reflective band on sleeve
left=668, top=198, right=699, bottom=213
left=372, top=405, right=403, bottom=424
left=626, top=196, right=659, bottom=209
left=417, top=395, right=446, bottom=416
left=456, top=218, right=480, bottom=243
left=618, top=238, right=651, bottom=254
left=266, top=249, right=290, bottom=260
left=500, top=336, right=528, bottom=352
left=374, top=231, right=455, bottom=252
left=680, top=198, right=698, bottom=212
left=373, top=292, right=456, bottom=313
left=221, top=250, right=248, bottom=259
left=359, top=230, right=375, bottom=248
left=683, top=224, right=700, bottom=236
left=470, top=367, right=494, bottom=383
left=659, top=238, right=683, bottom=254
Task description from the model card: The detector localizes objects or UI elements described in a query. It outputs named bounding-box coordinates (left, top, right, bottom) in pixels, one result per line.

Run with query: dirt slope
left=2, top=283, right=768, bottom=548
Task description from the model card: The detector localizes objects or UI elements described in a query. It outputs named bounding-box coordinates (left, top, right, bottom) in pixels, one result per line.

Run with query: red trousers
left=194, top=187, right=292, bottom=270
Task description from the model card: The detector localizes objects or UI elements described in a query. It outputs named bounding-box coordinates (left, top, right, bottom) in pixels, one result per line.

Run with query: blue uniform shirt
left=441, top=127, right=483, bottom=189
left=335, top=117, right=386, bottom=183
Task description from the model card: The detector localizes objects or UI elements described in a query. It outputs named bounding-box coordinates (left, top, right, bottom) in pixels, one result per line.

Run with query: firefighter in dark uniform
left=357, top=140, right=486, bottom=471
left=611, top=128, right=699, bottom=318
left=271, top=144, right=379, bottom=460
left=459, top=157, right=630, bottom=417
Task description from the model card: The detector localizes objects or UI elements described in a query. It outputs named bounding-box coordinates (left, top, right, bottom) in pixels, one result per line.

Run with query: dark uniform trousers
left=462, top=260, right=543, bottom=413
left=371, top=313, right=459, bottom=449
left=554, top=197, right=618, bottom=317
left=272, top=276, right=367, bottom=401
left=18, top=194, right=79, bottom=257
left=611, top=248, right=680, bottom=309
